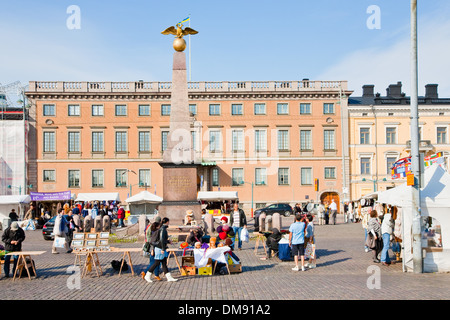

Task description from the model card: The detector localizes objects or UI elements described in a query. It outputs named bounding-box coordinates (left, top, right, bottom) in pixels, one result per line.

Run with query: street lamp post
left=362, top=177, right=387, bottom=192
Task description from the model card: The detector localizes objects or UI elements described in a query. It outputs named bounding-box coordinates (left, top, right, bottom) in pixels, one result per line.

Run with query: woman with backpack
left=144, top=217, right=178, bottom=283
left=141, top=219, right=162, bottom=281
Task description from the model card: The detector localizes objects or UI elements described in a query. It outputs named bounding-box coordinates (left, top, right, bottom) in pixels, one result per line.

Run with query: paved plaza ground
left=1, top=215, right=449, bottom=303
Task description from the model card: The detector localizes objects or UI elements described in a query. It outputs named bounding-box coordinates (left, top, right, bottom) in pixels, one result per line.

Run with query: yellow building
left=348, top=82, right=450, bottom=200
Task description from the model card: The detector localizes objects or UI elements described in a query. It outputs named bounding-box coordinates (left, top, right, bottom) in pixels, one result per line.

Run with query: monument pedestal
left=158, top=162, right=201, bottom=225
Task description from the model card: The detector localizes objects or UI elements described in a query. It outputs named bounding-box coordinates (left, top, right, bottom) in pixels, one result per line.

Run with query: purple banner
left=30, top=191, right=72, bottom=201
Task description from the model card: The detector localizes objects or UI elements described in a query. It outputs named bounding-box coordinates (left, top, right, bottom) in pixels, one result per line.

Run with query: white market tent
left=197, top=191, right=239, bottom=202
left=377, top=163, right=450, bottom=272
left=0, top=195, right=31, bottom=226
left=125, top=191, right=163, bottom=216
left=74, top=192, right=120, bottom=202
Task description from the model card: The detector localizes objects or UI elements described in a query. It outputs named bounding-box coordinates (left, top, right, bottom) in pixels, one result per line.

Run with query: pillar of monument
left=158, top=50, right=201, bottom=225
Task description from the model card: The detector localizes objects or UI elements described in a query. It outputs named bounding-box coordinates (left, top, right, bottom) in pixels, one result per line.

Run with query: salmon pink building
left=25, top=80, right=352, bottom=214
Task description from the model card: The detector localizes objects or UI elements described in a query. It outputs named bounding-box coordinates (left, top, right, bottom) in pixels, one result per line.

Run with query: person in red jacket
left=117, top=204, right=125, bottom=228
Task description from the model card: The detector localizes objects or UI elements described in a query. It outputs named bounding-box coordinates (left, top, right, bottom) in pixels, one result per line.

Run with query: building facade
left=348, top=82, right=450, bottom=200
left=26, top=79, right=352, bottom=213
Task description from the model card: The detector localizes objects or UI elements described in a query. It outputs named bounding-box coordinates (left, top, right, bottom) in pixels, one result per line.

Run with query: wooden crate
left=228, top=264, right=242, bottom=273
left=181, top=266, right=196, bottom=276
left=198, top=266, right=212, bottom=275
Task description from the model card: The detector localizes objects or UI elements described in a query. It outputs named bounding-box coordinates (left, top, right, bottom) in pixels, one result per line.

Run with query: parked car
left=42, top=215, right=68, bottom=241
left=254, top=203, right=293, bottom=218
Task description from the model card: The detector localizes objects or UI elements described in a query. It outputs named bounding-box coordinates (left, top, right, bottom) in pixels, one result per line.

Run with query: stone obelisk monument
left=158, top=22, right=201, bottom=225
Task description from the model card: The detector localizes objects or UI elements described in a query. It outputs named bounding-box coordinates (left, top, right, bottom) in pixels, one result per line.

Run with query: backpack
left=150, top=228, right=163, bottom=248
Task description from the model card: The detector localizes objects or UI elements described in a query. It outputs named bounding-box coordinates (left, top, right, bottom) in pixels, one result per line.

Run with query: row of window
left=43, top=169, right=151, bottom=188
left=359, top=126, right=448, bottom=144
left=42, top=167, right=336, bottom=188
left=42, top=102, right=336, bottom=117
left=43, top=129, right=337, bottom=153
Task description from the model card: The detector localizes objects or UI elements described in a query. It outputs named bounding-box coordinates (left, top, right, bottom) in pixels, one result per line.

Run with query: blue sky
left=1, top=0, right=450, bottom=97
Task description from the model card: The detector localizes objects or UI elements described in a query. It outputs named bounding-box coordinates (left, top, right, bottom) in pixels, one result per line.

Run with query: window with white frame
left=255, top=168, right=267, bottom=185
left=189, top=104, right=197, bottom=116
left=386, top=157, right=397, bottom=175
left=278, top=168, right=290, bottom=185
left=300, top=130, right=312, bottom=150
left=115, top=105, right=127, bottom=116
left=324, top=130, right=335, bottom=150
left=138, top=105, right=150, bottom=116
left=277, top=130, right=289, bottom=151
left=68, top=104, right=80, bottom=116
left=92, top=170, right=104, bottom=187
left=437, top=127, right=447, bottom=144
left=212, top=168, right=219, bottom=187
left=231, top=104, right=243, bottom=115
left=301, top=167, right=312, bottom=185
left=209, top=104, right=220, bottom=116
left=209, top=130, right=221, bottom=152
left=277, top=103, right=289, bottom=115
left=161, top=104, right=171, bottom=116
left=68, top=132, right=80, bottom=152
left=161, top=131, right=169, bottom=151
left=254, top=103, right=266, bottom=115
left=43, top=131, right=55, bottom=152
left=323, top=103, right=334, bottom=114
left=68, top=170, right=80, bottom=188
left=232, top=129, right=244, bottom=152
left=360, top=127, right=370, bottom=144
left=91, top=104, right=104, bottom=116
left=139, top=131, right=151, bottom=152
left=360, top=157, right=371, bottom=175
left=115, top=131, right=127, bottom=152
left=116, top=169, right=127, bottom=187
left=324, top=167, right=336, bottom=179
left=139, top=169, right=151, bottom=187
left=92, top=132, right=104, bottom=152
left=254, top=129, right=267, bottom=152
left=43, top=170, right=55, bottom=182
left=232, top=168, right=244, bottom=186
left=300, top=103, right=311, bottom=115
left=43, top=104, right=55, bottom=116
left=386, top=127, right=396, bottom=144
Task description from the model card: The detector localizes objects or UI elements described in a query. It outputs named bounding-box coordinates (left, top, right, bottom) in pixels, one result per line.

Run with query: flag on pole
left=391, top=157, right=411, bottom=179
left=179, top=16, right=190, bottom=24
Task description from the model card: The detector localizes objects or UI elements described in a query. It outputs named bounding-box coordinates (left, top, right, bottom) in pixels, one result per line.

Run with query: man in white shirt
left=329, top=199, right=338, bottom=225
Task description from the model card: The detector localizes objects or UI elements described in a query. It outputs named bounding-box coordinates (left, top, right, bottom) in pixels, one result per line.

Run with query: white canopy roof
left=0, top=195, right=31, bottom=204
left=197, top=191, right=238, bottom=201
left=75, top=192, right=120, bottom=202
left=377, top=163, right=450, bottom=208
left=125, top=191, right=163, bottom=204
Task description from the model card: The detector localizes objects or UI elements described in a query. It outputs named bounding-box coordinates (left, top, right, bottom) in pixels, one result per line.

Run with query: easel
left=253, top=232, right=267, bottom=255
left=82, top=251, right=102, bottom=278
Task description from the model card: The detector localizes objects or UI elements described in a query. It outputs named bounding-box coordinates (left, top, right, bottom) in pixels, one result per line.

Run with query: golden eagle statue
left=161, top=23, right=198, bottom=52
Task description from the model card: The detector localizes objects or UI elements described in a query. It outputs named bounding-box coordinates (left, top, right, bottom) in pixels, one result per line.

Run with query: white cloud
left=317, top=11, right=450, bottom=98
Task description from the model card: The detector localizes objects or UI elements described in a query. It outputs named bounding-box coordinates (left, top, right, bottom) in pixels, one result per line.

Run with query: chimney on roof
left=362, top=85, right=374, bottom=97
left=386, top=81, right=403, bottom=98
left=425, top=84, right=438, bottom=99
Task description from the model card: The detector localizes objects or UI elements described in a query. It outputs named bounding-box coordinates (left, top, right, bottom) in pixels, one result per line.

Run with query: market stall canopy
left=125, top=191, right=163, bottom=204
left=361, top=191, right=380, bottom=200
left=0, top=195, right=31, bottom=204
left=75, top=192, right=120, bottom=202
left=197, top=191, right=238, bottom=202
left=377, top=164, right=450, bottom=208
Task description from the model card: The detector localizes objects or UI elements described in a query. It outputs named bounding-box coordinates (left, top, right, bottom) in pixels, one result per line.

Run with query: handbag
left=365, top=233, right=377, bottom=249
left=53, top=236, right=66, bottom=249
left=305, top=239, right=315, bottom=259
left=142, top=241, right=151, bottom=253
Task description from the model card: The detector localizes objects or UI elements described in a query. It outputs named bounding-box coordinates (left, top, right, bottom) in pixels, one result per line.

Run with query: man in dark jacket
left=229, top=203, right=247, bottom=250
left=2, top=221, right=26, bottom=278
left=9, top=209, right=19, bottom=222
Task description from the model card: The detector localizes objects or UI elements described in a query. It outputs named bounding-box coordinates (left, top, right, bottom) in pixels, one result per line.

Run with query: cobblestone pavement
left=1, top=215, right=449, bottom=301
